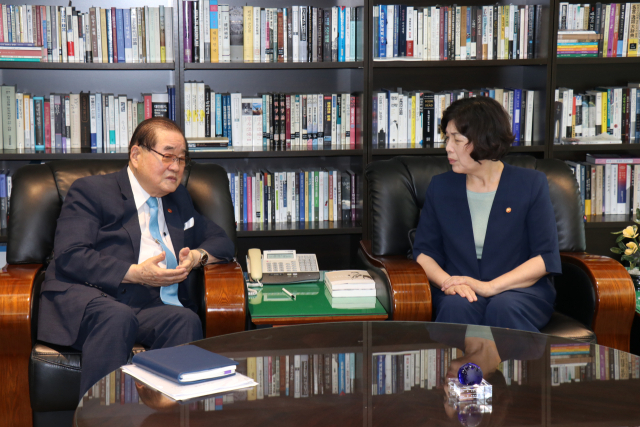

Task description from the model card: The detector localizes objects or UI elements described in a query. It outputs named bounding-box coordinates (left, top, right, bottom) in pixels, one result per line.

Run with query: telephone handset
left=246, top=249, right=320, bottom=284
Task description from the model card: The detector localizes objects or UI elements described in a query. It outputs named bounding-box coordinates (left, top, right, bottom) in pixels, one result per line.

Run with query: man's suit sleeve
left=54, top=179, right=132, bottom=294
left=189, top=200, right=235, bottom=262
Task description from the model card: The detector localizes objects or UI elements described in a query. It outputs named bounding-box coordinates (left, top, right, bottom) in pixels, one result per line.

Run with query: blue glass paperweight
left=458, top=362, right=483, bottom=386
left=448, top=377, right=492, bottom=402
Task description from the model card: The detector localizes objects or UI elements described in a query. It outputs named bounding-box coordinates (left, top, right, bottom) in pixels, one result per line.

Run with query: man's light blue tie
left=146, top=197, right=182, bottom=307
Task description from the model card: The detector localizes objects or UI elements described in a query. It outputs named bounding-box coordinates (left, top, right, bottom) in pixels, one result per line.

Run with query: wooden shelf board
left=372, top=144, right=544, bottom=156
left=552, top=144, right=640, bottom=152
left=236, top=221, right=362, bottom=237
left=190, top=149, right=363, bottom=158
left=584, top=215, right=634, bottom=229
left=185, top=62, right=364, bottom=70
left=372, top=58, right=548, bottom=68
left=0, top=62, right=175, bottom=70
left=556, top=57, right=640, bottom=65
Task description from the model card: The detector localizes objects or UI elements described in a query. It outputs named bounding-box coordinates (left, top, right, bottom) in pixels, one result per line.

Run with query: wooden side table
left=247, top=272, right=388, bottom=327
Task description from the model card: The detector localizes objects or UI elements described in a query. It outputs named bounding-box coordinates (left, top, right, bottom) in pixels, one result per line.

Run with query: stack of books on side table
left=120, top=345, right=257, bottom=401
left=324, top=270, right=376, bottom=309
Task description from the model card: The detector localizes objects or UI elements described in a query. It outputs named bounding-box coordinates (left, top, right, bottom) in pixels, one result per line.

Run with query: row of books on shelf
left=558, top=3, right=640, bottom=58
left=554, top=84, right=640, bottom=144
left=0, top=4, right=174, bottom=63
left=183, top=3, right=363, bottom=64
left=373, top=87, right=537, bottom=149
left=227, top=169, right=359, bottom=225
left=241, top=354, right=358, bottom=400
left=550, top=343, right=640, bottom=385
left=0, top=85, right=175, bottom=151
left=564, top=155, right=640, bottom=215
left=184, top=85, right=361, bottom=151
left=373, top=4, right=543, bottom=61
left=372, top=349, right=528, bottom=395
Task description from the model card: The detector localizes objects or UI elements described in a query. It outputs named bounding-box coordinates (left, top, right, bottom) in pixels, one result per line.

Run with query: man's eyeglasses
left=145, top=146, right=189, bottom=167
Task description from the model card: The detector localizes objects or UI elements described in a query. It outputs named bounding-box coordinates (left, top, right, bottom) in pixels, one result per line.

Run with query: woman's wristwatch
left=195, top=249, right=209, bottom=267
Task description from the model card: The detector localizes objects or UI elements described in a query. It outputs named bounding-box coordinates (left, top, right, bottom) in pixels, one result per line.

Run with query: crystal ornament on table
left=448, top=363, right=492, bottom=402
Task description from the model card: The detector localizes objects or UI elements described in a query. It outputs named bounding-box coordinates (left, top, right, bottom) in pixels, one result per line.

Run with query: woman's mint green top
left=467, top=189, right=497, bottom=259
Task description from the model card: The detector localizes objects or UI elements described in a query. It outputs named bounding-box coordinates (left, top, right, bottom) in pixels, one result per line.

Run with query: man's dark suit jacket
left=37, top=167, right=235, bottom=347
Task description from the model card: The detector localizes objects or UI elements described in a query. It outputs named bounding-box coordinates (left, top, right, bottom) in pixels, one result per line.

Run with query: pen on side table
left=282, top=288, right=296, bottom=300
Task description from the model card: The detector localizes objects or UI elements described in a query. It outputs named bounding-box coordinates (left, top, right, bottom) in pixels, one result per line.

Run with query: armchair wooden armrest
left=203, top=261, right=246, bottom=337
left=560, top=252, right=635, bottom=352
left=0, top=264, right=44, bottom=427
left=360, top=241, right=432, bottom=322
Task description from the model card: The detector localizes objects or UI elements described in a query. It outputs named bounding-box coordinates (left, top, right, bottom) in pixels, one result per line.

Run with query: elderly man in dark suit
left=37, top=117, right=234, bottom=398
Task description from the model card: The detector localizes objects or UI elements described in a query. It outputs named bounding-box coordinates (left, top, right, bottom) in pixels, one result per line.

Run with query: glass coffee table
left=75, top=322, right=640, bottom=427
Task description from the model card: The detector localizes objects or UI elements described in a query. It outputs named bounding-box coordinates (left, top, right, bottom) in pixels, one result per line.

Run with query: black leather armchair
left=359, top=155, right=636, bottom=351
left=0, top=160, right=246, bottom=427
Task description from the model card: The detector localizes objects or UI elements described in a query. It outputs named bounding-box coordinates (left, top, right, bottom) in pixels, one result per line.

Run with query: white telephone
left=247, top=249, right=320, bottom=284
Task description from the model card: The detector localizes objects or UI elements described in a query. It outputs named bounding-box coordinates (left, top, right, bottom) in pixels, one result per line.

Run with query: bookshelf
left=0, top=0, right=635, bottom=263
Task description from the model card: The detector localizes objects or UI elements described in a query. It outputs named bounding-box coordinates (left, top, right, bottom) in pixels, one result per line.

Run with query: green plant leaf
left=621, top=255, right=635, bottom=262
left=619, top=241, right=628, bottom=250
left=611, top=248, right=623, bottom=254
left=617, top=234, right=626, bottom=243
left=612, top=230, right=624, bottom=234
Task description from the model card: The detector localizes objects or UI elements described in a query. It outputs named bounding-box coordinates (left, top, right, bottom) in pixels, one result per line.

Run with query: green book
left=137, top=102, right=144, bottom=125
left=0, top=57, right=40, bottom=62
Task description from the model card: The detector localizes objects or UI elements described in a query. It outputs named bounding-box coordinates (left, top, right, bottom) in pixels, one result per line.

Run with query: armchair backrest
left=365, top=155, right=585, bottom=256
left=7, top=160, right=237, bottom=264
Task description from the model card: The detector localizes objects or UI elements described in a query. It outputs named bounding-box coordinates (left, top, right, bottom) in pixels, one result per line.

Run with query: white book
left=292, top=6, right=299, bottom=62
left=300, top=6, right=308, bottom=62
left=165, top=7, right=174, bottom=63
left=324, top=270, right=375, bottom=288
left=190, top=82, right=198, bottom=139
left=150, top=7, right=158, bottom=63
left=95, top=93, right=102, bottom=151
left=345, top=7, right=350, bottom=62
left=525, top=90, right=534, bottom=144
left=331, top=94, right=337, bottom=149
left=389, top=92, right=399, bottom=148
left=89, top=93, right=97, bottom=148
left=108, top=94, right=116, bottom=149
left=220, top=5, right=230, bottom=62
left=317, top=94, right=324, bottom=150
left=331, top=7, right=338, bottom=60
left=16, top=93, right=24, bottom=150
left=631, top=88, right=637, bottom=143
left=184, top=82, right=192, bottom=138
left=118, top=95, right=128, bottom=150
left=230, top=93, right=242, bottom=147
left=253, top=6, right=260, bottom=62
left=1, top=6, right=7, bottom=48
left=65, top=7, right=74, bottom=62
left=241, top=98, right=253, bottom=148
left=377, top=92, right=386, bottom=147
left=26, top=6, right=33, bottom=44
left=73, top=10, right=80, bottom=63
left=127, top=99, right=133, bottom=143
left=252, top=98, right=262, bottom=150
left=94, top=7, right=102, bottom=63
left=199, top=0, right=204, bottom=62
left=416, top=8, right=422, bottom=59
left=398, top=94, right=407, bottom=146
left=197, top=82, right=205, bottom=138
left=70, top=93, right=81, bottom=149
left=415, top=92, right=423, bottom=147
left=209, top=91, right=216, bottom=137
left=144, top=6, right=150, bottom=62
left=154, top=7, right=162, bottom=63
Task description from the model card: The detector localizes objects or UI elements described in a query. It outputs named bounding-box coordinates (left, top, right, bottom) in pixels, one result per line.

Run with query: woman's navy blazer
left=412, top=162, right=562, bottom=295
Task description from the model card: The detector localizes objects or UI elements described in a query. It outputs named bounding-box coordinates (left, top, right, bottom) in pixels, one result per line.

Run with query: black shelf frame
left=0, top=62, right=176, bottom=70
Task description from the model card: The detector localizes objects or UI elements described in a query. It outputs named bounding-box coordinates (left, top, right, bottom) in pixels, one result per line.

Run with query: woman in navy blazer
left=412, top=97, right=562, bottom=333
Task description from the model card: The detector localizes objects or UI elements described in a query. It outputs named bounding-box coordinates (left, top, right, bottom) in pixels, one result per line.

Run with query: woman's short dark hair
left=128, top=117, right=187, bottom=155
left=440, top=96, right=514, bottom=162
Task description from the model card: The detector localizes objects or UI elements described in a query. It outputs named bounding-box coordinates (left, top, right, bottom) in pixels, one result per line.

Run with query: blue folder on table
left=132, top=345, right=238, bottom=384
